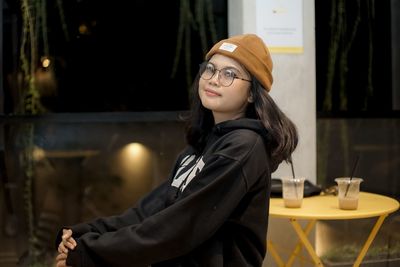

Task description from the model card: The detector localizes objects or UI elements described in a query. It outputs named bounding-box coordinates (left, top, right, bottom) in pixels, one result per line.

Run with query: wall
left=228, top=0, right=316, bottom=266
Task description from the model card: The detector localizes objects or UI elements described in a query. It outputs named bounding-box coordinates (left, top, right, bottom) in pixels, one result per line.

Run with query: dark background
left=315, top=0, right=394, bottom=114
left=2, top=0, right=228, bottom=112
left=2, top=0, right=397, bottom=115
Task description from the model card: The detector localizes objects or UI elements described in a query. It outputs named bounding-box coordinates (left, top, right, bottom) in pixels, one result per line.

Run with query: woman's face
left=198, top=54, right=252, bottom=124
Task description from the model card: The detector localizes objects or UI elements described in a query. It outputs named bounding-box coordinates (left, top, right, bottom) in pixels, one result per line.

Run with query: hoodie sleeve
left=55, top=179, right=170, bottom=250
left=55, top=148, right=192, bottom=250
left=74, top=180, right=170, bottom=234
left=65, top=134, right=269, bottom=267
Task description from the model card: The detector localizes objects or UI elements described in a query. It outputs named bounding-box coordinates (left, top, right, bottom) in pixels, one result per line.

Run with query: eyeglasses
left=199, top=62, right=252, bottom=87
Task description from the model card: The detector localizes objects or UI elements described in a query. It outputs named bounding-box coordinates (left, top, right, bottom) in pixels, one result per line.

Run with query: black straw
left=289, top=156, right=298, bottom=198
left=345, top=154, right=360, bottom=197
left=290, top=157, right=296, bottom=179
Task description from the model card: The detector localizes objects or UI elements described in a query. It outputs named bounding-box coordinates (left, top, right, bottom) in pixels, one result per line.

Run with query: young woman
left=55, top=34, right=298, bottom=267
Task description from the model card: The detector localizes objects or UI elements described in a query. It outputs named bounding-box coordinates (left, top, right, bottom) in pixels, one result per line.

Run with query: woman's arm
left=66, top=138, right=268, bottom=267
left=54, top=179, right=170, bottom=251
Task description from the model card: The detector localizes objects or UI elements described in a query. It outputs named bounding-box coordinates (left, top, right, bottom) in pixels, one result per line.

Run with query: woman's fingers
left=63, top=239, right=76, bottom=250
left=70, top=237, right=77, bottom=247
left=56, top=253, right=67, bottom=261
left=56, top=260, right=66, bottom=267
left=58, top=243, right=68, bottom=254
left=61, top=229, right=76, bottom=250
left=62, top=229, right=73, bottom=240
left=57, top=229, right=74, bottom=267
left=56, top=253, right=70, bottom=267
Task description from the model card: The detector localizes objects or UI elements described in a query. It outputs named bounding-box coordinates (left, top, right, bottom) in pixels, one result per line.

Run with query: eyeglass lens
left=200, top=63, right=237, bottom=87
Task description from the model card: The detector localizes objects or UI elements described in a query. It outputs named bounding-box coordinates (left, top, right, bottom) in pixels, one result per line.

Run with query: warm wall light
left=107, top=142, right=156, bottom=206
left=117, top=142, right=152, bottom=181
left=79, top=24, right=89, bottom=35
left=112, top=142, right=154, bottom=204
left=41, top=57, right=51, bottom=68
left=124, top=143, right=146, bottom=159
left=33, top=146, right=46, bottom=161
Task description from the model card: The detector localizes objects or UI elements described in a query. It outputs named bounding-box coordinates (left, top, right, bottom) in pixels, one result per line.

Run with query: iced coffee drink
left=335, top=177, right=363, bottom=210
left=282, top=177, right=305, bottom=208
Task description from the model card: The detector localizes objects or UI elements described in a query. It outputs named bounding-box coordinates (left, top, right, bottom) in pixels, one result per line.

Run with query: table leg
left=290, top=219, right=323, bottom=266
left=353, top=214, right=388, bottom=267
left=286, top=220, right=317, bottom=267
left=267, top=240, right=285, bottom=267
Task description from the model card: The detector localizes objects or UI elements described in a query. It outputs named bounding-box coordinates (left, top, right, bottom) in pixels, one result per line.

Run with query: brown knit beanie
left=205, top=34, right=273, bottom=91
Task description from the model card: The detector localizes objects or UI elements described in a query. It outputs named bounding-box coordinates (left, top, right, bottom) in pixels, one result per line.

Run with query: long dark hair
left=185, top=71, right=298, bottom=167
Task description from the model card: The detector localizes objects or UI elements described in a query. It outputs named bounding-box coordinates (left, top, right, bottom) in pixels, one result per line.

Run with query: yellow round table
left=268, top=192, right=399, bottom=267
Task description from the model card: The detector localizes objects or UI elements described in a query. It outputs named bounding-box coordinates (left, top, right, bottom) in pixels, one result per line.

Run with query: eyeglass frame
left=199, top=62, right=252, bottom=87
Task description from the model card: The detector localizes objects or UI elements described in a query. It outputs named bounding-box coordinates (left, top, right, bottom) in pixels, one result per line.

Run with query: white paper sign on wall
left=256, top=0, right=304, bottom=54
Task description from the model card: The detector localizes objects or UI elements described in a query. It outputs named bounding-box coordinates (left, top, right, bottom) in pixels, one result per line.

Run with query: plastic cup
left=282, top=177, right=305, bottom=208
left=335, top=177, right=363, bottom=210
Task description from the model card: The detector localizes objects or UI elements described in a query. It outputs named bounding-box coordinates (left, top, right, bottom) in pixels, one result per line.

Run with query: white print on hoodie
left=171, top=155, right=205, bottom=192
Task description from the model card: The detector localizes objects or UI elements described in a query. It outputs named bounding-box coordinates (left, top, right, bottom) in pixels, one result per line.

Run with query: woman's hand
left=58, top=229, right=77, bottom=253
left=56, top=229, right=76, bottom=267
left=56, top=252, right=71, bottom=267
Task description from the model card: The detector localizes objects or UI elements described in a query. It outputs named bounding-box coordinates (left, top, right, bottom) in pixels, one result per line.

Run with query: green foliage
left=18, top=0, right=68, bottom=265
left=322, top=0, right=374, bottom=111
left=171, top=0, right=218, bottom=89
left=322, top=243, right=400, bottom=262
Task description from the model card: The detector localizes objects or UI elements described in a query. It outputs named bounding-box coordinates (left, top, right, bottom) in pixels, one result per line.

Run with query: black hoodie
left=56, top=118, right=273, bottom=267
